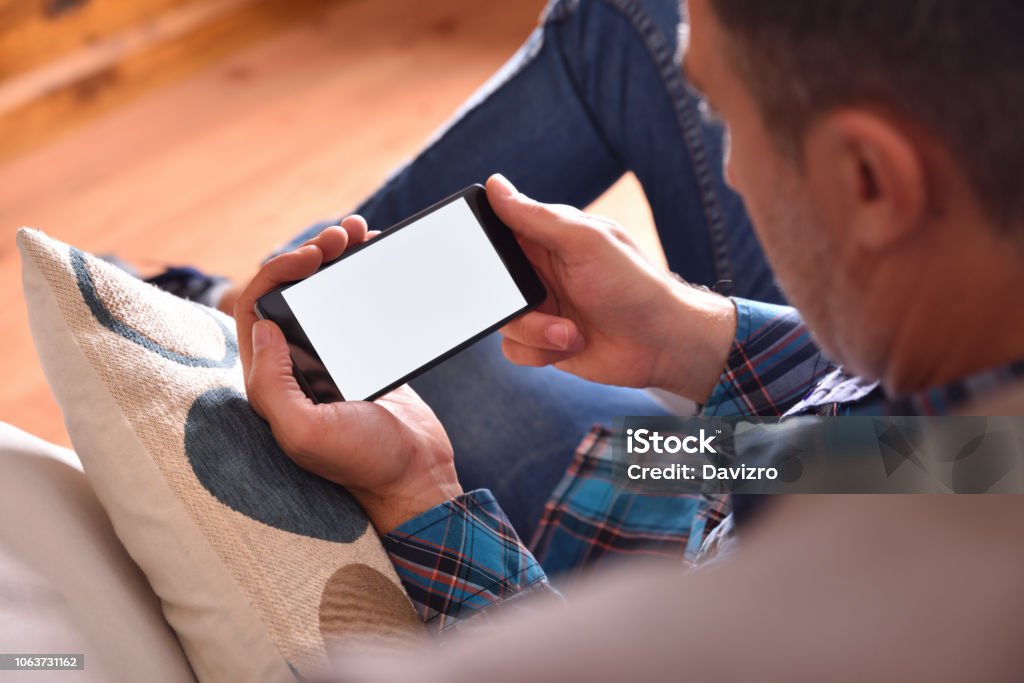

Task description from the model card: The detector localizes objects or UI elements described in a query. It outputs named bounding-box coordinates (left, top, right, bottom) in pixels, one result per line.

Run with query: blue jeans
left=285, top=0, right=783, bottom=541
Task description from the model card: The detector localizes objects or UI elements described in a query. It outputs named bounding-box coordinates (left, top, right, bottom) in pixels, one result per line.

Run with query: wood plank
left=0, top=0, right=212, bottom=79
left=0, top=0, right=346, bottom=162
left=0, top=0, right=260, bottom=112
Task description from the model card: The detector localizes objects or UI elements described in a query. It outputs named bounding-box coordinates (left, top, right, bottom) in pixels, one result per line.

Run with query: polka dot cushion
left=18, top=228, right=422, bottom=682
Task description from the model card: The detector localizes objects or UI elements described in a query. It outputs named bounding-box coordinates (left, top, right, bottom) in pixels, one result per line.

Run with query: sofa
left=0, top=422, right=196, bottom=681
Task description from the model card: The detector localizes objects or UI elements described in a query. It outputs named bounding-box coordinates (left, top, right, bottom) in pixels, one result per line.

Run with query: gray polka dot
left=185, top=387, right=368, bottom=542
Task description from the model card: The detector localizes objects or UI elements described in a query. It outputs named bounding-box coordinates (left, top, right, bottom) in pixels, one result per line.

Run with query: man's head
left=684, top=0, right=1024, bottom=389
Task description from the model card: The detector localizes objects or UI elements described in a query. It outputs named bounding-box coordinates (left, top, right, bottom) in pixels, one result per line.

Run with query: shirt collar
left=787, top=360, right=1024, bottom=417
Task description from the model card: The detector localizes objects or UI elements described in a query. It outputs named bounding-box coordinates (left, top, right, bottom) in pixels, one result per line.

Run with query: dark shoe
left=145, top=266, right=231, bottom=309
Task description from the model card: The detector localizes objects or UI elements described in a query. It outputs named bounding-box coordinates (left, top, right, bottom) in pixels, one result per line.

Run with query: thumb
left=486, top=174, right=588, bottom=252
left=246, top=320, right=310, bottom=427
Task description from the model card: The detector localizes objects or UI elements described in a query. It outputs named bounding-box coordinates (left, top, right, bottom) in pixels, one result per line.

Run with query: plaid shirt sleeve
left=702, top=298, right=838, bottom=417
left=380, top=489, right=556, bottom=634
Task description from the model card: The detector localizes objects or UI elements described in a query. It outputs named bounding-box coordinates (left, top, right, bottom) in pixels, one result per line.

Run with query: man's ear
left=802, top=110, right=927, bottom=250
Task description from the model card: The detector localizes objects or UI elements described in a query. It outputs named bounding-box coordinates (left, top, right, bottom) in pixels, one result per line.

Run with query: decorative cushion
left=17, top=228, right=421, bottom=682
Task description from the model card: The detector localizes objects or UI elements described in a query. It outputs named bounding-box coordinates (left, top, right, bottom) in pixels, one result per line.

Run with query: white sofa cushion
left=0, top=422, right=196, bottom=682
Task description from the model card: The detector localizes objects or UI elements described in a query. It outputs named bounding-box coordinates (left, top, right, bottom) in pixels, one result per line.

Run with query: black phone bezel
left=255, top=184, right=547, bottom=403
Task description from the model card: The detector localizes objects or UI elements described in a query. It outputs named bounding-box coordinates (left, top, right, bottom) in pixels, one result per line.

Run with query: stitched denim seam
left=599, top=0, right=735, bottom=290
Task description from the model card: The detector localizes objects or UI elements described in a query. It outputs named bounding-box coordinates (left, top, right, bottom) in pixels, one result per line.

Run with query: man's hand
left=489, top=174, right=737, bottom=403
left=235, top=218, right=461, bottom=533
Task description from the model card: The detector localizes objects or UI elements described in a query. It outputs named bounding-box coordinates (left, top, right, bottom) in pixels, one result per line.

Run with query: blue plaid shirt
left=382, top=298, right=1024, bottom=633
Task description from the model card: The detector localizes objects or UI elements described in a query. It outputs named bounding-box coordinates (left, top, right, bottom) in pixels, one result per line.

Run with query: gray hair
left=710, top=0, right=1024, bottom=229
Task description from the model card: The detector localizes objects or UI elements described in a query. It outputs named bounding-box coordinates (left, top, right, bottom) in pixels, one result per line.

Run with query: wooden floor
left=0, top=0, right=658, bottom=447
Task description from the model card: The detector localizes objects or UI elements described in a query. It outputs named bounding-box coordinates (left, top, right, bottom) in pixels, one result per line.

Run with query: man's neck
left=881, top=232, right=1024, bottom=398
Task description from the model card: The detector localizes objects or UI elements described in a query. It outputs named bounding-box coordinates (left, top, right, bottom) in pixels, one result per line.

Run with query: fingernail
left=544, top=323, right=570, bottom=350
left=491, top=173, right=517, bottom=197
left=252, top=321, right=271, bottom=351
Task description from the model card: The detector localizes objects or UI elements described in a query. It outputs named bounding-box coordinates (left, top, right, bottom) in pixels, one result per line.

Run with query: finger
left=244, top=321, right=311, bottom=421
left=338, top=215, right=369, bottom=247
left=501, top=311, right=585, bottom=352
left=302, top=225, right=349, bottom=263
left=235, top=244, right=323, bottom=374
left=245, top=320, right=319, bottom=452
left=501, top=336, right=577, bottom=367
left=217, top=280, right=245, bottom=316
left=298, top=217, right=368, bottom=266
left=486, top=174, right=591, bottom=252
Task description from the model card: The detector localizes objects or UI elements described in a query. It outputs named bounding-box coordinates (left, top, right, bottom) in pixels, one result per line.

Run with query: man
left=238, top=0, right=1024, bottom=677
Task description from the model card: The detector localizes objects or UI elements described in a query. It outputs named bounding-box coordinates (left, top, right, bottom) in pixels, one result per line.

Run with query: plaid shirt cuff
left=703, top=298, right=838, bottom=417
left=381, top=489, right=550, bottom=633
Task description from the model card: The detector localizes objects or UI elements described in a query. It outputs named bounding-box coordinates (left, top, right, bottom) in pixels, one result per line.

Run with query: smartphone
left=256, top=184, right=547, bottom=403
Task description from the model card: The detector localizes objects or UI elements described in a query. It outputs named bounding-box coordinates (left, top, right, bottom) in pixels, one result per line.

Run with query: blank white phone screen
left=281, top=197, right=527, bottom=401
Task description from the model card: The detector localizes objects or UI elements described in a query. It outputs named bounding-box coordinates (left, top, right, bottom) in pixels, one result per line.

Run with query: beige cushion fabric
left=18, top=228, right=421, bottom=682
